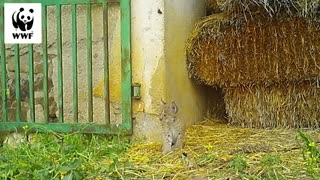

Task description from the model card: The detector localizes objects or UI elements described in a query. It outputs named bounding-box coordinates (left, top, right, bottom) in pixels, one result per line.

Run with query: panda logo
left=12, top=8, right=34, bottom=31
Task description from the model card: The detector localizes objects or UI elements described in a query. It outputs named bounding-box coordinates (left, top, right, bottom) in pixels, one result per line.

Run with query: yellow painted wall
left=93, top=0, right=167, bottom=113
left=92, top=0, right=167, bottom=142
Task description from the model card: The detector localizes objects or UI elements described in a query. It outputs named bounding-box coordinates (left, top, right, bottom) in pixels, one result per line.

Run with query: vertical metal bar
left=120, top=0, right=132, bottom=133
left=42, top=5, right=49, bottom=123
left=103, top=2, right=110, bottom=125
left=87, top=3, right=93, bottom=122
left=0, top=6, right=8, bottom=122
left=56, top=4, right=64, bottom=123
left=28, top=45, right=35, bottom=123
left=72, top=4, right=78, bottom=123
left=14, top=44, right=21, bottom=122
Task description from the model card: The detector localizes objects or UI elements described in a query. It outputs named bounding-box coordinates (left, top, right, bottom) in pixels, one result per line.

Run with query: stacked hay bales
left=225, top=82, right=320, bottom=128
left=187, top=0, right=320, bottom=128
left=187, top=14, right=320, bottom=87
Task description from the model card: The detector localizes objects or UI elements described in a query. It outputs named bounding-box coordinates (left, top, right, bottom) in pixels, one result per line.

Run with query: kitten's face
left=159, top=101, right=178, bottom=126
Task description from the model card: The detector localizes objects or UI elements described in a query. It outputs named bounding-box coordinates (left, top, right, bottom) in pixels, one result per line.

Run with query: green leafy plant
left=297, top=130, right=320, bottom=179
left=229, top=155, right=248, bottom=173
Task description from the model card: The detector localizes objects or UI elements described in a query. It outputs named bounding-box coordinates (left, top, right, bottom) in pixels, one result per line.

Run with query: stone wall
left=2, top=44, right=57, bottom=122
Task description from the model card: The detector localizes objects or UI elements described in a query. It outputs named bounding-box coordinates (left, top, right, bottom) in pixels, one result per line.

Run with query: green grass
left=0, top=130, right=131, bottom=179
left=0, top=125, right=320, bottom=180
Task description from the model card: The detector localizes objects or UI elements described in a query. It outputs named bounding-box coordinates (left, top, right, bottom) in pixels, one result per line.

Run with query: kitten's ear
left=171, top=101, right=178, bottom=114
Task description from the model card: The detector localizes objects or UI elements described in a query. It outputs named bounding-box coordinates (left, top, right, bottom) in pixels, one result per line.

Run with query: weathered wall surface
left=129, top=0, right=166, bottom=141
left=164, top=0, right=207, bottom=127
left=47, top=5, right=109, bottom=124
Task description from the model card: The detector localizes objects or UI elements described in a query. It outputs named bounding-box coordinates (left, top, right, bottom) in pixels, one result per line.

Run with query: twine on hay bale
left=186, top=13, right=320, bottom=87
left=224, top=81, right=320, bottom=129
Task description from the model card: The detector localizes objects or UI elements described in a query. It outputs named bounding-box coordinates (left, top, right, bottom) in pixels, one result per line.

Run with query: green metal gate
left=0, top=0, right=132, bottom=134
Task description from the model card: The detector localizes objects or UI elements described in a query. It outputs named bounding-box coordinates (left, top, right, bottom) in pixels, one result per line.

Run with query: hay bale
left=206, top=0, right=320, bottom=18
left=224, top=81, right=320, bottom=128
left=186, top=14, right=320, bottom=87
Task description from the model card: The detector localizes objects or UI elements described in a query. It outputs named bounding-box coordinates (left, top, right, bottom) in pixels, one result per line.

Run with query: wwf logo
left=4, top=3, right=41, bottom=44
left=12, top=7, right=34, bottom=31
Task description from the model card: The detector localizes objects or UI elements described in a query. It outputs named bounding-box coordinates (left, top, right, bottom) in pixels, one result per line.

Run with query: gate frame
left=0, top=0, right=132, bottom=135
